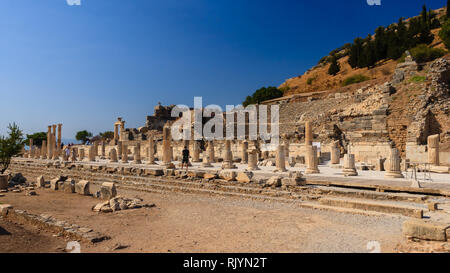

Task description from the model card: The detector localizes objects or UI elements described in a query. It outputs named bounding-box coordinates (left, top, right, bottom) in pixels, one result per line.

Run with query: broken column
left=162, top=126, right=173, bottom=166
left=121, top=143, right=128, bottom=163
left=101, top=141, right=106, bottom=159
left=330, top=141, right=340, bottom=165
left=276, top=144, right=287, bottom=172
left=427, top=134, right=440, bottom=166
left=385, top=148, right=404, bottom=178
left=207, top=141, right=215, bottom=163
left=28, top=139, right=33, bottom=158
left=71, top=148, right=77, bottom=162
left=305, top=121, right=313, bottom=145
left=305, top=145, right=320, bottom=174
left=201, top=152, right=213, bottom=167
left=57, top=124, right=62, bottom=155
left=342, top=154, right=358, bottom=176
left=109, top=148, right=118, bottom=163
left=284, top=141, right=290, bottom=160
left=133, top=143, right=142, bottom=164
left=117, top=141, right=122, bottom=160
left=79, top=148, right=85, bottom=161
left=47, top=125, right=52, bottom=159
left=248, top=149, right=260, bottom=171
left=147, top=136, right=156, bottom=164
left=222, top=140, right=236, bottom=169
left=41, top=141, right=47, bottom=159
left=241, top=141, right=248, bottom=164
left=88, top=145, right=96, bottom=162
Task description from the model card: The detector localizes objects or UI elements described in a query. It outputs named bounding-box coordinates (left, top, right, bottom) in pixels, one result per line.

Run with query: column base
left=385, top=171, right=404, bottom=178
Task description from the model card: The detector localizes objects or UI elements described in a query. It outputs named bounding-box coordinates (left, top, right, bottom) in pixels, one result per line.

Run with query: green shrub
left=439, top=19, right=450, bottom=50
left=243, top=86, right=283, bottom=106
left=409, top=75, right=426, bottom=82
left=307, top=77, right=315, bottom=85
left=341, top=74, right=370, bottom=86
left=409, top=44, right=446, bottom=63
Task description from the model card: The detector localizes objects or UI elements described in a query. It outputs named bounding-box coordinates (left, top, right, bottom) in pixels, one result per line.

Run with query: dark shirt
left=182, top=149, right=189, bottom=159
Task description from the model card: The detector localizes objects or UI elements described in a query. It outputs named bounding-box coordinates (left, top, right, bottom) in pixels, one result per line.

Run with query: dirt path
left=0, top=187, right=405, bottom=253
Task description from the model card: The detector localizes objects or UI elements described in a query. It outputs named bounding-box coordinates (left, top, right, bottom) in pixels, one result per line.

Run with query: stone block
left=36, top=175, right=45, bottom=188
left=219, top=170, right=237, bottom=181
left=236, top=172, right=253, bottom=183
left=75, top=180, right=90, bottom=195
left=403, top=219, right=449, bottom=241
left=100, top=182, right=117, bottom=200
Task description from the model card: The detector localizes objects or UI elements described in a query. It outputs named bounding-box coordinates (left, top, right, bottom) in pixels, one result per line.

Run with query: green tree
left=24, top=132, right=47, bottom=147
left=439, top=19, right=450, bottom=49
left=75, top=130, right=93, bottom=144
left=328, top=55, right=340, bottom=75
left=243, top=87, right=283, bottom=106
left=0, top=123, right=24, bottom=174
left=99, top=131, right=115, bottom=140
left=348, top=37, right=363, bottom=68
left=447, top=0, right=449, bottom=18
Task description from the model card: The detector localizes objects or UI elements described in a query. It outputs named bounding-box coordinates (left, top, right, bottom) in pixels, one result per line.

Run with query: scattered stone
left=75, top=180, right=90, bottom=195
left=26, top=191, right=37, bottom=196
left=100, top=182, right=117, bottom=200
left=93, top=196, right=154, bottom=213
left=236, top=172, right=253, bottom=183
left=36, top=175, right=45, bottom=188
left=266, top=176, right=282, bottom=187
left=219, top=170, right=237, bottom=181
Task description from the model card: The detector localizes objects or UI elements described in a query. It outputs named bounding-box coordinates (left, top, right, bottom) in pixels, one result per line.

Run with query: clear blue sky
left=0, top=0, right=446, bottom=139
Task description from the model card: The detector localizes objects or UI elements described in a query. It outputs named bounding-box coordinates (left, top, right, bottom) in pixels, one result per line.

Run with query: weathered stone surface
left=50, top=178, right=59, bottom=190
left=236, top=171, right=253, bottom=183
left=266, top=176, right=282, bottom=187
left=62, top=179, right=75, bottom=193
left=403, top=219, right=449, bottom=241
left=0, top=204, right=13, bottom=215
left=203, top=173, right=217, bottom=180
left=75, top=180, right=90, bottom=195
left=100, top=182, right=117, bottom=200
left=0, top=174, right=9, bottom=190
left=36, top=175, right=45, bottom=188
left=219, top=170, right=237, bottom=181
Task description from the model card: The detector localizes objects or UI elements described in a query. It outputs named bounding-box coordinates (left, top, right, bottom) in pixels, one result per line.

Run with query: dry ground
left=0, top=185, right=407, bottom=253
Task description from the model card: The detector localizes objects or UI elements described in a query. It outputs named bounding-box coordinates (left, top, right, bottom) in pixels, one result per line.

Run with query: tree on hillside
left=0, top=123, right=24, bottom=174
left=99, top=131, right=115, bottom=140
left=328, top=55, right=340, bottom=76
left=242, top=87, right=283, bottom=106
left=448, top=0, right=449, bottom=18
left=439, top=19, right=450, bottom=49
left=75, top=130, right=93, bottom=144
left=24, top=132, right=46, bottom=147
left=348, top=37, right=363, bottom=68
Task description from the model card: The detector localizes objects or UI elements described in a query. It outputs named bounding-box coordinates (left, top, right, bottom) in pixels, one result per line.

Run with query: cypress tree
left=328, top=55, right=340, bottom=75
left=447, top=0, right=449, bottom=18
left=349, top=38, right=363, bottom=68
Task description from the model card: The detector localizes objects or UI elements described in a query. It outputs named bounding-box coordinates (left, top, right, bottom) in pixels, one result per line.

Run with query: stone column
left=342, top=154, right=358, bottom=176
left=34, top=147, right=40, bottom=159
left=47, top=126, right=52, bottom=159
left=88, top=145, right=96, bottom=162
left=29, top=139, right=33, bottom=158
left=222, top=140, right=236, bottom=169
left=330, top=141, right=340, bottom=165
left=109, top=148, right=118, bottom=163
left=276, top=144, right=287, bottom=172
left=162, top=126, right=172, bottom=166
left=133, top=143, right=142, bottom=164
left=120, top=121, right=125, bottom=141
left=305, top=145, right=320, bottom=174
left=207, top=141, right=215, bottom=163
left=248, top=150, right=260, bottom=171
left=41, top=141, right=47, bottom=159
left=57, top=124, right=62, bottom=154
left=305, top=121, right=313, bottom=145
left=52, top=134, right=58, bottom=160
left=427, top=134, right=440, bottom=166
left=101, top=141, right=106, bottom=159
left=385, top=148, right=404, bottom=178
left=148, top=136, right=156, bottom=164
left=192, top=141, right=200, bottom=162
left=79, top=148, right=85, bottom=161
left=241, top=141, right=248, bottom=164
left=114, top=123, right=119, bottom=142
left=93, top=141, right=99, bottom=157
left=284, top=141, right=290, bottom=160
left=121, top=143, right=128, bottom=163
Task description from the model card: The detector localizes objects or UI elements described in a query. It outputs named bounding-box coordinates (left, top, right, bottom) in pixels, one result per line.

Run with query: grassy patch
left=341, top=74, right=370, bottom=86
left=409, top=75, right=426, bottom=83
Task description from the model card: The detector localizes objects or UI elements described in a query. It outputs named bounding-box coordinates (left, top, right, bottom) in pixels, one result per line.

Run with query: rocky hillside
left=278, top=7, right=448, bottom=96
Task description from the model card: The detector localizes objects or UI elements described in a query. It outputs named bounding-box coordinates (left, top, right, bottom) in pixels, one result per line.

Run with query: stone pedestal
left=428, top=134, right=440, bottom=166
left=276, top=144, right=287, bottom=172
left=330, top=141, right=340, bottom=165
left=385, top=148, right=404, bottom=178
left=109, top=148, right=118, bottom=163
left=305, top=145, right=320, bottom=174
left=342, top=154, right=358, bottom=176
left=222, top=140, right=236, bottom=169
left=133, top=143, right=142, bottom=164
left=201, top=153, right=213, bottom=167
left=241, top=141, right=248, bottom=164
left=248, top=150, right=260, bottom=171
